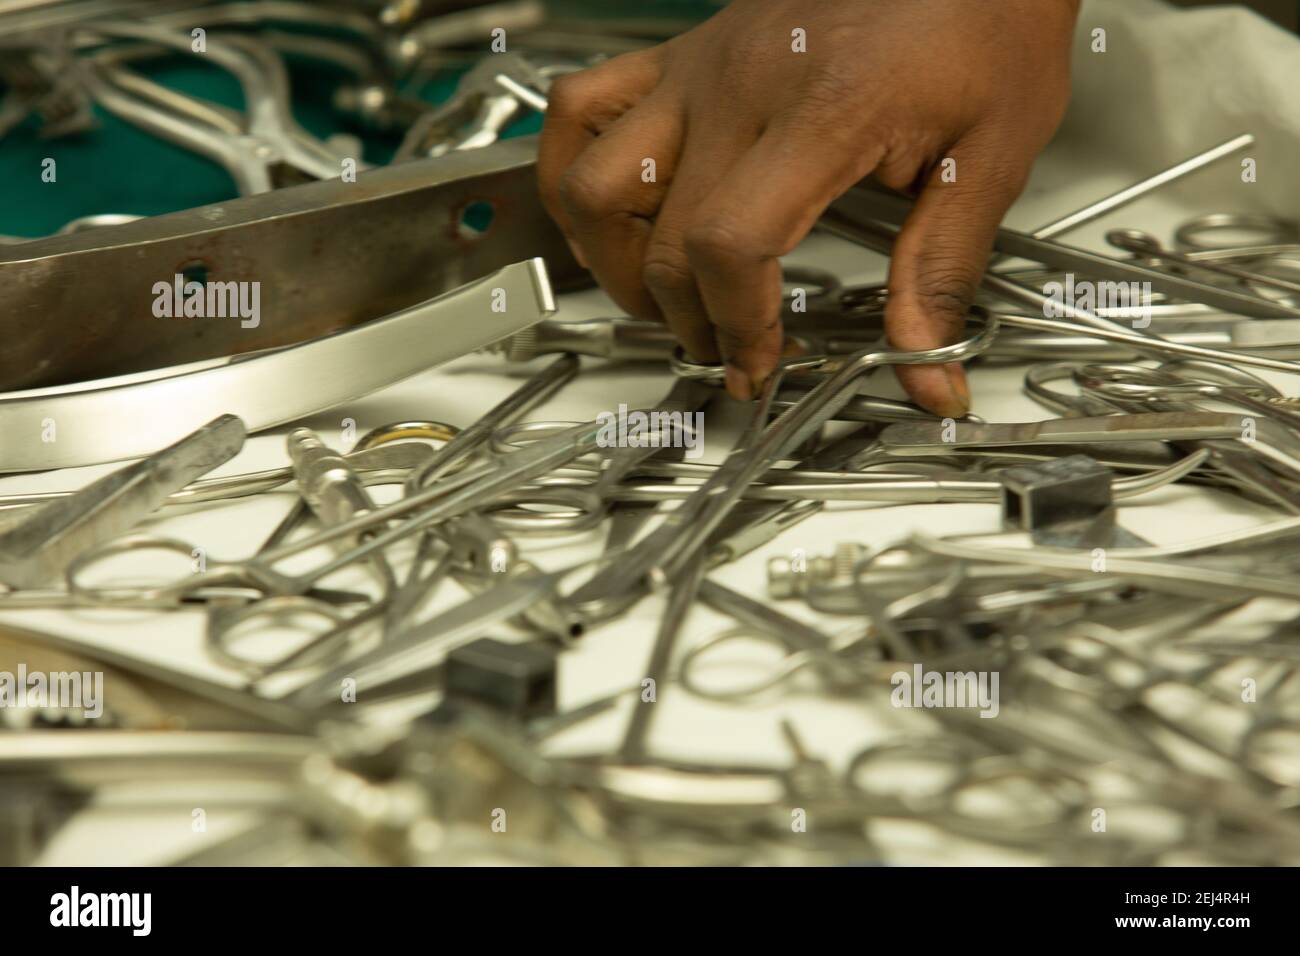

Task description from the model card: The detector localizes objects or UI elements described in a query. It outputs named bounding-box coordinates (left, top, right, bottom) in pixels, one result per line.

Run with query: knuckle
left=911, top=263, right=980, bottom=320
left=545, top=73, right=594, bottom=119
left=683, top=220, right=749, bottom=268
left=557, top=165, right=620, bottom=222
left=642, top=251, right=694, bottom=297
left=969, top=160, right=1029, bottom=203
left=798, top=64, right=858, bottom=113
left=714, top=320, right=782, bottom=357
left=715, top=34, right=768, bottom=82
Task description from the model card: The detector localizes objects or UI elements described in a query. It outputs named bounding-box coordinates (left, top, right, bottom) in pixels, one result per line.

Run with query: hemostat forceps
left=0, top=416, right=244, bottom=589
left=880, top=411, right=1300, bottom=482
left=1072, top=362, right=1300, bottom=433
left=75, top=22, right=363, bottom=194
left=568, top=313, right=1000, bottom=611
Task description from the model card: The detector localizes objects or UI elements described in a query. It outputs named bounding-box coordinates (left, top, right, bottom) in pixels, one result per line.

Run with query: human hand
left=538, top=0, right=1079, bottom=414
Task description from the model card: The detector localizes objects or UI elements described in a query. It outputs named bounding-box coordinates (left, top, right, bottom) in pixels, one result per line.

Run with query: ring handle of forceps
left=669, top=347, right=842, bottom=386
left=352, top=420, right=461, bottom=452
left=1071, top=363, right=1282, bottom=405
left=669, top=309, right=1000, bottom=386
left=847, top=738, right=1091, bottom=830
left=483, top=477, right=608, bottom=535
left=206, top=594, right=351, bottom=678
left=64, top=533, right=295, bottom=606
left=489, top=419, right=705, bottom=463
left=678, top=626, right=876, bottom=703
left=1174, top=213, right=1300, bottom=252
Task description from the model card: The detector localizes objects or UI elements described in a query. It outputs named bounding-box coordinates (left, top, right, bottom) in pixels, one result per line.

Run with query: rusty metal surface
left=0, top=134, right=584, bottom=390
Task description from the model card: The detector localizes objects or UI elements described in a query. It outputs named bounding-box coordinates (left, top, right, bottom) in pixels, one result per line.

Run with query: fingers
left=537, top=48, right=666, bottom=262
left=885, top=129, right=1028, bottom=418
left=665, top=120, right=887, bottom=397
left=640, top=128, right=754, bottom=365
left=554, top=93, right=683, bottom=323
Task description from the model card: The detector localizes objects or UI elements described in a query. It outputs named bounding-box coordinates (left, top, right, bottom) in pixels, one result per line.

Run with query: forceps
left=493, top=441, right=1202, bottom=513
left=880, top=411, right=1300, bottom=481
left=1038, top=358, right=1300, bottom=510
left=65, top=418, right=613, bottom=607
left=1108, top=229, right=1300, bottom=304
left=382, top=354, right=580, bottom=631
left=75, top=23, right=361, bottom=194
left=1173, top=212, right=1300, bottom=251
left=0, top=416, right=244, bottom=590
left=393, top=51, right=581, bottom=161
left=62, top=420, right=610, bottom=675
left=1073, top=362, right=1300, bottom=432
left=568, top=314, right=1000, bottom=612
left=0, top=433, right=449, bottom=512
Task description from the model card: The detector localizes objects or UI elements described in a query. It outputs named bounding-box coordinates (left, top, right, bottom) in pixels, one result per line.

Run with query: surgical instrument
left=832, top=186, right=1300, bottom=321
left=619, top=554, right=708, bottom=762
left=74, top=23, right=360, bottom=195
left=1072, top=362, right=1300, bottom=432
left=572, top=316, right=1001, bottom=610
left=879, top=410, right=1300, bottom=476
left=1174, top=212, right=1300, bottom=251
left=1017, top=134, right=1256, bottom=245
left=394, top=50, right=581, bottom=161
left=0, top=135, right=583, bottom=390
left=987, top=310, right=1300, bottom=376
left=1108, top=228, right=1300, bottom=302
left=913, top=532, right=1300, bottom=602
left=64, top=417, right=614, bottom=608
left=0, top=415, right=244, bottom=589
left=828, top=214, right=1300, bottom=387
left=288, top=564, right=574, bottom=710
left=546, top=449, right=1205, bottom=507
left=0, top=259, right=555, bottom=471
left=405, top=352, right=579, bottom=493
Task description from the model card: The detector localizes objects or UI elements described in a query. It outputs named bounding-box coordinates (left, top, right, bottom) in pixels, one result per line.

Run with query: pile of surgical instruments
left=3, top=4, right=1300, bottom=867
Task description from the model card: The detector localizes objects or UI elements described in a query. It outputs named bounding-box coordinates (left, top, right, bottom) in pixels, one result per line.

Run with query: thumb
left=885, top=134, right=1026, bottom=418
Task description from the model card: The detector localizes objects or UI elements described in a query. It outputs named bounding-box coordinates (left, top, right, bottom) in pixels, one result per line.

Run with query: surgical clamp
left=568, top=314, right=1000, bottom=611
left=0, top=415, right=244, bottom=589
left=74, top=24, right=359, bottom=194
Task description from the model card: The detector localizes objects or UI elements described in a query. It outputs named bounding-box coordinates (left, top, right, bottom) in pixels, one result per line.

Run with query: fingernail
left=725, top=364, right=753, bottom=401
left=945, top=364, right=971, bottom=412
